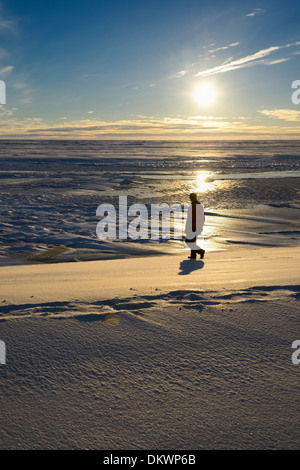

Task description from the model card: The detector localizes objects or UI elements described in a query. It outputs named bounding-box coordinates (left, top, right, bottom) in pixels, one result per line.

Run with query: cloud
left=196, top=46, right=281, bottom=76
left=260, top=109, right=300, bottom=121
left=196, top=41, right=300, bottom=76
left=0, top=113, right=299, bottom=139
left=0, top=115, right=233, bottom=138
left=0, top=5, right=17, bottom=34
left=0, top=106, right=14, bottom=117
left=170, top=44, right=240, bottom=79
left=0, top=65, right=14, bottom=78
left=170, top=70, right=187, bottom=79
left=0, top=19, right=15, bottom=33
left=208, top=42, right=240, bottom=53
left=246, top=8, right=265, bottom=17
left=265, top=58, right=290, bottom=65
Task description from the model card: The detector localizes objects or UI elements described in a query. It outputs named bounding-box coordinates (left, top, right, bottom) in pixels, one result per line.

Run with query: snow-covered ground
left=0, top=246, right=299, bottom=449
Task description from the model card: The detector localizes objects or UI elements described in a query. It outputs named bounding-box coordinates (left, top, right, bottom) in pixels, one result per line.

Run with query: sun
left=195, top=84, right=216, bottom=105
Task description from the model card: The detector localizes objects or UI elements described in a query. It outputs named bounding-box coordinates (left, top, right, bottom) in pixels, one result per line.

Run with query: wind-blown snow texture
left=0, top=247, right=299, bottom=449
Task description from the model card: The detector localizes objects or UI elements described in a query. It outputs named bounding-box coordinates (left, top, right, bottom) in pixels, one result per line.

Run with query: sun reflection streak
left=193, top=171, right=214, bottom=193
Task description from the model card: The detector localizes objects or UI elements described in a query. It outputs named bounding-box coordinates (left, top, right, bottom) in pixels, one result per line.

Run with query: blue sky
left=0, top=0, right=299, bottom=138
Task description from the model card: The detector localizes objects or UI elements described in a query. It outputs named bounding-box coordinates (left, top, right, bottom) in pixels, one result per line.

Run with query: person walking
left=185, top=193, right=205, bottom=259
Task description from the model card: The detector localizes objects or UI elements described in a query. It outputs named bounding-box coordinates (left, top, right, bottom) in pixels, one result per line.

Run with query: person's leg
left=186, top=236, right=197, bottom=259
left=196, top=248, right=205, bottom=259
left=189, top=250, right=197, bottom=259
left=193, top=239, right=205, bottom=259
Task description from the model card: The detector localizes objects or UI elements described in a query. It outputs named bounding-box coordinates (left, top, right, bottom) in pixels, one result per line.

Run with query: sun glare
left=194, top=171, right=214, bottom=193
left=195, top=84, right=216, bottom=106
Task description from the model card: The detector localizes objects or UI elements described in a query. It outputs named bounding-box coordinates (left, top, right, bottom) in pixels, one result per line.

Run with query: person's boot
left=188, top=250, right=197, bottom=259
left=197, top=249, right=205, bottom=259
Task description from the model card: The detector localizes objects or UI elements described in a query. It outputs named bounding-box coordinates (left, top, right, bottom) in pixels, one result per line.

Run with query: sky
left=0, top=0, right=299, bottom=139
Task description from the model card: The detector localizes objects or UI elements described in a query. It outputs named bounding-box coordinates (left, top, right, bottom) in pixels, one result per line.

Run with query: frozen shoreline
left=1, top=140, right=300, bottom=265
left=1, top=203, right=300, bottom=266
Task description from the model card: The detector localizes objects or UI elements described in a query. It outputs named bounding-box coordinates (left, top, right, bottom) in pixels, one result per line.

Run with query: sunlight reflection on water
left=134, top=169, right=300, bottom=181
